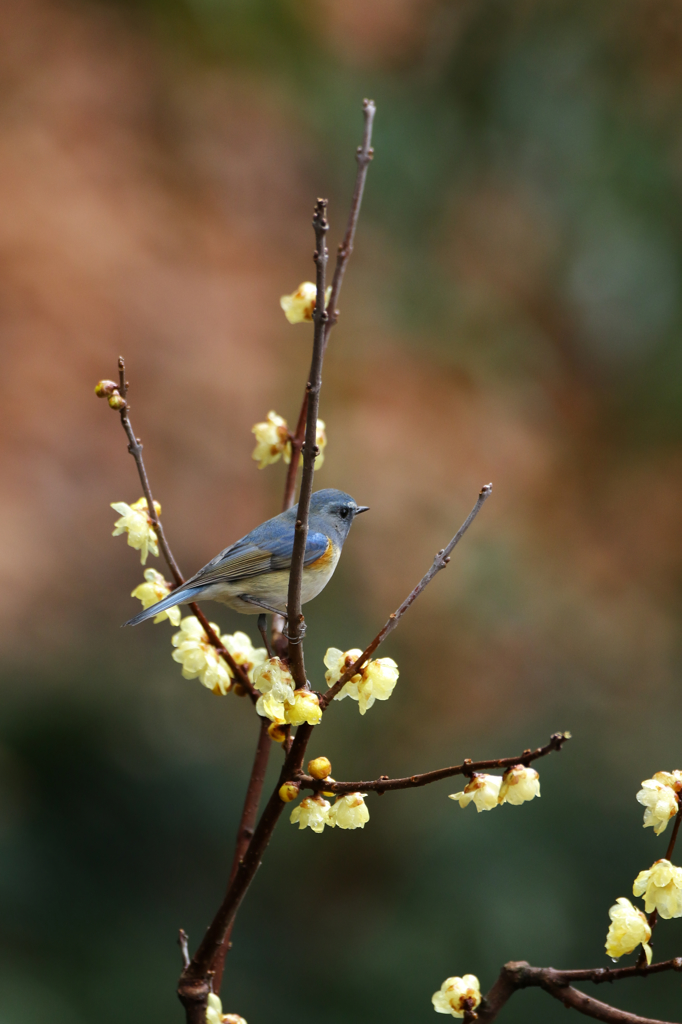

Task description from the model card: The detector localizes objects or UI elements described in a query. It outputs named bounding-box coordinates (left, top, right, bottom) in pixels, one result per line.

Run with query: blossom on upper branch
left=251, top=411, right=289, bottom=469
left=280, top=282, right=331, bottom=324
left=327, top=793, right=369, bottom=830
left=498, top=765, right=540, bottom=805
left=637, top=778, right=679, bottom=835
left=290, top=795, right=331, bottom=833
left=111, top=497, right=160, bottom=564
left=131, top=568, right=181, bottom=625
left=206, top=992, right=247, bottom=1024
left=633, top=859, right=682, bottom=919
left=449, top=774, right=502, bottom=812
left=283, top=419, right=327, bottom=469
left=605, top=898, right=652, bottom=963
left=324, top=647, right=399, bottom=715
left=251, top=411, right=327, bottom=470
left=171, top=616, right=232, bottom=695
left=431, top=975, right=481, bottom=1018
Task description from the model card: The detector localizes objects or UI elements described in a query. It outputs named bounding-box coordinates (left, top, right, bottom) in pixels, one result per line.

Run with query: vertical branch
left=211, top=718, right=271, bottom=992
left=286, top=199, right=329, bottom=687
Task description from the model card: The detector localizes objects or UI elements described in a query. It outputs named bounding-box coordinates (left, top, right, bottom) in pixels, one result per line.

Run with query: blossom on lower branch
left=111, top=497, right=160, bottom=564
left=280, top=281, right=331, bottom=324
left=449, top=774, right=502, bottom=812
left=449, top=767, right=541, bottom=813
left=324, top=647, right=399, bottom=715
left=206, top=992, right=247, bottom=1024
left=633, top=859, right=682, bottom=919
left=432, top=975, right=481, bottom=1018
left=290, top=796, right=331, bottom=833
left=605, top=898, right=652, bottom=963
left=131, top=569, right=181, bottom=625
left=251, top=411, right=326, bottom=470
left=327, top=793, right=369, bottom=829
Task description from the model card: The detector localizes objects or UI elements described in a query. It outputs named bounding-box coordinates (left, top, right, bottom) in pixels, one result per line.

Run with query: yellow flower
left=449, top=775, right=502, bottom=812
left=605, top=898, right=652, bottom=963
left=111, top=497, right=160, bottom=564
left=324, top=648, right=399, bottom=715
left=633, top=859, right=682, bottom=919
left=251, top=411, right=289, bottom=469
left=637, top=778, right=679, bottom=835
left=131, top=568, right=181, bottom=625
left=280, top=282, right=331, bottom=324
left=221, top=631, right=267, bottom=681
left=206, top=992, right=247, bottom=1024
left=253, top=659, right=295, bottom=723
left=498, top=766, right=540, bottom=805
left=432, top=975, right=481, bottom=1018
left=285, top=690, right=322, bottom=726
left=290, top=795, right=331, bottom=833
left=327, top=793, right=369, bottom=830
left=283, top=419, right=327, bottom=470
left=171, top=616, right=232, bottom=695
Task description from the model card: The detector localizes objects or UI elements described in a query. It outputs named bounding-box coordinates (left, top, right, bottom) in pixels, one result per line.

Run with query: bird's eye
left=339, top=507, right=349, bottom=519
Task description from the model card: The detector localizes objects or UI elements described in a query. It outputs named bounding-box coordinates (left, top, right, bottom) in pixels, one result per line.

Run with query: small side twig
left=178, top=929, right=190, bottom=970
left=114, top=358, right=258, bottom=702
left=474, top=959, right=682, bottom=1024
left=321, top=483, right=492, bottom=709
left=297, top=732, right=570, bottom=794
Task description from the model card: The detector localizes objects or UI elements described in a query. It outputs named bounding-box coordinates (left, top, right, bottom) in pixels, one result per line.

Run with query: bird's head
left=307, top=488, right=369, bottom=540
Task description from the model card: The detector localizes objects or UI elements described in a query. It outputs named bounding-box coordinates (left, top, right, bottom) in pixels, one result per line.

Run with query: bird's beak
left=355, top=506, right=370, bottom=514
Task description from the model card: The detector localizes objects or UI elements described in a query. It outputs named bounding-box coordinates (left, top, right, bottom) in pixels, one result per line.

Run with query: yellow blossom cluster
left=131, top=569, right=180, bottom=625
left=206, top=992, right=247, bottom=1024
left=253, top=659, right=322, bottom=726
left=171, top=617, right=266, bottom=696
left=637, top=773, right=681, bottom=835
left=633, top=860, right=682, bottom=919
left=448, top=766, right=540, bottom=813
left=290, top=792, right=369, bottom=833
left=280, top=282, right=331, bottom=324
left=605, top=898, right=652, bottom=963
left=111, top=497, right=160, bottom=564
left=251, top=411, right=326, bottom=470
left=431, top=975, right=481, bottom=1018
left=324, top=648, right=399, bottom=715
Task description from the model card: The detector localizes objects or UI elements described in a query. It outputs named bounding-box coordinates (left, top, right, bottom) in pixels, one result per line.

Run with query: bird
left=124, top=488, right=369, bottom=627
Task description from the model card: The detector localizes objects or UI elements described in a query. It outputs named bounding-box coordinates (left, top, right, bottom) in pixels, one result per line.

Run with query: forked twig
left=321, top=483, right=493, bottom=709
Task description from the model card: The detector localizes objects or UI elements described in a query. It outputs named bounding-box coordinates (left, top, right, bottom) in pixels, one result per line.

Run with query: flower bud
left=279, top=781, right=300, bottom=803
left=95, top=379, right=119, bottom=397
left=268, top=723, right=287, bottom=743
left=108, top=392, right=127, bottom=410
left=308, top=756, right=332, bottom=780
left=232, top=683, right=246, bottom=697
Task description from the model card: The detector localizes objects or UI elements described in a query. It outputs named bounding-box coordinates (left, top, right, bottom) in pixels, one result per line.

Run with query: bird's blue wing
left=183, top=523, right=328, bottom=588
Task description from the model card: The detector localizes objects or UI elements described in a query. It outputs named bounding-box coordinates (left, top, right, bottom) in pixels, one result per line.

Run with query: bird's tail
left=123, top=585, right=205, bottom=627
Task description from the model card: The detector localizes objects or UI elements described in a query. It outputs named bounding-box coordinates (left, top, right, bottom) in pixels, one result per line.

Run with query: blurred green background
left=3, top=0, right=682, bottom=1021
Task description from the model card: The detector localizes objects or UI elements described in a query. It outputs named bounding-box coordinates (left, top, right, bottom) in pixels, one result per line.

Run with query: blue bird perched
left=124, top=488, right=369, bottom=627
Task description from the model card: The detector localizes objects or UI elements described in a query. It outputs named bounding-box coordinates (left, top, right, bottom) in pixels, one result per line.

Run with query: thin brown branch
left=297, top=731, right=570, bottom=794
left=179, top=725, right=315, bottom=1004
left=322, top=98, right=376, bottom=347
left=178, top=929, right=190, bottom=970
left=211, top=718, right=271, bottom=992
left=320, top=483, right=493, bottom=709
left=474, top=959, right=682, bottom=1024
left=286, top=199, right=329, bottom=687
left=113, top=358, right=258, bottom=701
left=281, top=394, right=309, bottom=513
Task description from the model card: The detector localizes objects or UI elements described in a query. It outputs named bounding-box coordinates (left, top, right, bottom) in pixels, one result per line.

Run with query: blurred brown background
left=3, top=0, right=682, bottom=1021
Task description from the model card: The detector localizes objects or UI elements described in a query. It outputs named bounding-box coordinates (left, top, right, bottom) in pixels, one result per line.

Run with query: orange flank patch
left=309, top=538, right=335, bottom=571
